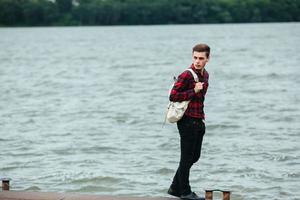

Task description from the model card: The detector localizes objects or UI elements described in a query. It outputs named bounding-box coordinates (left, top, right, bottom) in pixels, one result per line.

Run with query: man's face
left=192, top=51, right=209, bottom=70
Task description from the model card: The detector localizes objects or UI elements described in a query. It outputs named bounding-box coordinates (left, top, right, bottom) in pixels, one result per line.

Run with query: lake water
left=0, top=23, right=299, bottom=200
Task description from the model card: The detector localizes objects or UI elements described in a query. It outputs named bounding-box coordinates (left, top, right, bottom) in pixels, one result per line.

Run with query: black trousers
left=170, top=115, right=206, bottom=195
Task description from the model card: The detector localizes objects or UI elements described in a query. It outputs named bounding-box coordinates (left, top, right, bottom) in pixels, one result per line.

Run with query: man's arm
left=202, top=73, right=209, bottom=96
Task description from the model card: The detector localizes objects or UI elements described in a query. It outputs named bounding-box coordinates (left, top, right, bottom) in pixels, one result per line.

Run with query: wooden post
left=222, top=191, right=230, bottom=200
left=1, top=178, right=10, bottom=191
left=205, top=190, right=213, bottom=200
left=205, top=189, right=231, bottom=200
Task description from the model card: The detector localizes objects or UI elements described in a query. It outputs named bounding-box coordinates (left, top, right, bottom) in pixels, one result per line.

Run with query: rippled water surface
left=0, top=23, right=299, bottom=199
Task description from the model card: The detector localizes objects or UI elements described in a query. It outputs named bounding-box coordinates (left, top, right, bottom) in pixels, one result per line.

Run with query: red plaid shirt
left=169, top=64, right=209, bottom=120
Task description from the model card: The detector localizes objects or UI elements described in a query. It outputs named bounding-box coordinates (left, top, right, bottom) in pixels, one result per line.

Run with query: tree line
left=0, top=0, right=299, bottom=26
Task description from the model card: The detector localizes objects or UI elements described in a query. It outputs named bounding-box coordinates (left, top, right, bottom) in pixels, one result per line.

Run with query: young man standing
left=168, top=44, right=210, bottom=200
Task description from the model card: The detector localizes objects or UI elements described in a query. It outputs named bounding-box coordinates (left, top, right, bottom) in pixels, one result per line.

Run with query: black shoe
left=180, top=192, right=205, bottom=200
left=167, top=187, right=180, bottom=197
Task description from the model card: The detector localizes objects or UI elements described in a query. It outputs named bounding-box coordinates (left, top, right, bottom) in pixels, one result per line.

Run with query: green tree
left=0, top=0, right=23, bottom=26
left=56, top=0, right=72, bottom=13
left=23, top=1, right=45, bottom=26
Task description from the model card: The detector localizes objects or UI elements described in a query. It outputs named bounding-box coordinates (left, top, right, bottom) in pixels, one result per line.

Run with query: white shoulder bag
left=165, top=69, right=199, bottom=123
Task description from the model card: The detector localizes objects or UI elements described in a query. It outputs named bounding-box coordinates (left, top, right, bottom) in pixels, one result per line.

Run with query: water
left=0, top=23, right=299, bottom=199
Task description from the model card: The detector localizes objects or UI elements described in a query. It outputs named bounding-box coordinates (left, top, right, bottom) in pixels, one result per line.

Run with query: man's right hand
left=194, top=82, right=204, bottom=93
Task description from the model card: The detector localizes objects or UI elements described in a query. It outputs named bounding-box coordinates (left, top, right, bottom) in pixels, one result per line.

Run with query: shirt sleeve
left=169, top=71, right=196, bottom=102
left=202, top=73, right=209, bottom=96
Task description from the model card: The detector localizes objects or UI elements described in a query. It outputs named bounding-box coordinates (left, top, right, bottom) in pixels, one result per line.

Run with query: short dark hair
left=193, top=44, right=210, bottom=58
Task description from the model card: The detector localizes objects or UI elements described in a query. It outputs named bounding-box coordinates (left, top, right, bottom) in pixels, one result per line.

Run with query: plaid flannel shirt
left=169, top=64, right=209, bottom=120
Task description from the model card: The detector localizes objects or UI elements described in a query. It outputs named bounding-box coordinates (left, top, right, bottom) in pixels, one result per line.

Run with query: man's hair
left=192, top=44, right=210, bottom=58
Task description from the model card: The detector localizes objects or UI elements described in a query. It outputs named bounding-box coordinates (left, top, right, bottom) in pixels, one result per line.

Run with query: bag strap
left=186, top=68, right=199, bottom=82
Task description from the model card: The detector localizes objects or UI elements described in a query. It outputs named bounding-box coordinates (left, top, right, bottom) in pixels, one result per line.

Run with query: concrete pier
left=0, top=191, right=178, bottom=200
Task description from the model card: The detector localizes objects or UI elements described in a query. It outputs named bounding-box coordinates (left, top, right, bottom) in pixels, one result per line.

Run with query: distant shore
left=0, top=0, right=299, bottom=27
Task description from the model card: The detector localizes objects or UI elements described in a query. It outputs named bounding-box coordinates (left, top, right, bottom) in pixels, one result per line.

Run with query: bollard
left=205, top=190, right=213, bottom=200
left=1, top=178, right=10, bottom=191
left=222, top=191, right=230, bottom=200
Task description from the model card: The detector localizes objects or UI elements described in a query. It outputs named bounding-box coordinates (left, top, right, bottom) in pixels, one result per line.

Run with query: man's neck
left=192, top=64, right=205, bottom=76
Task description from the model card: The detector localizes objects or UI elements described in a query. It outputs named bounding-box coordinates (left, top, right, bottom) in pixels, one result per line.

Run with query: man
left=168, top=44, right=210, bottom=200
